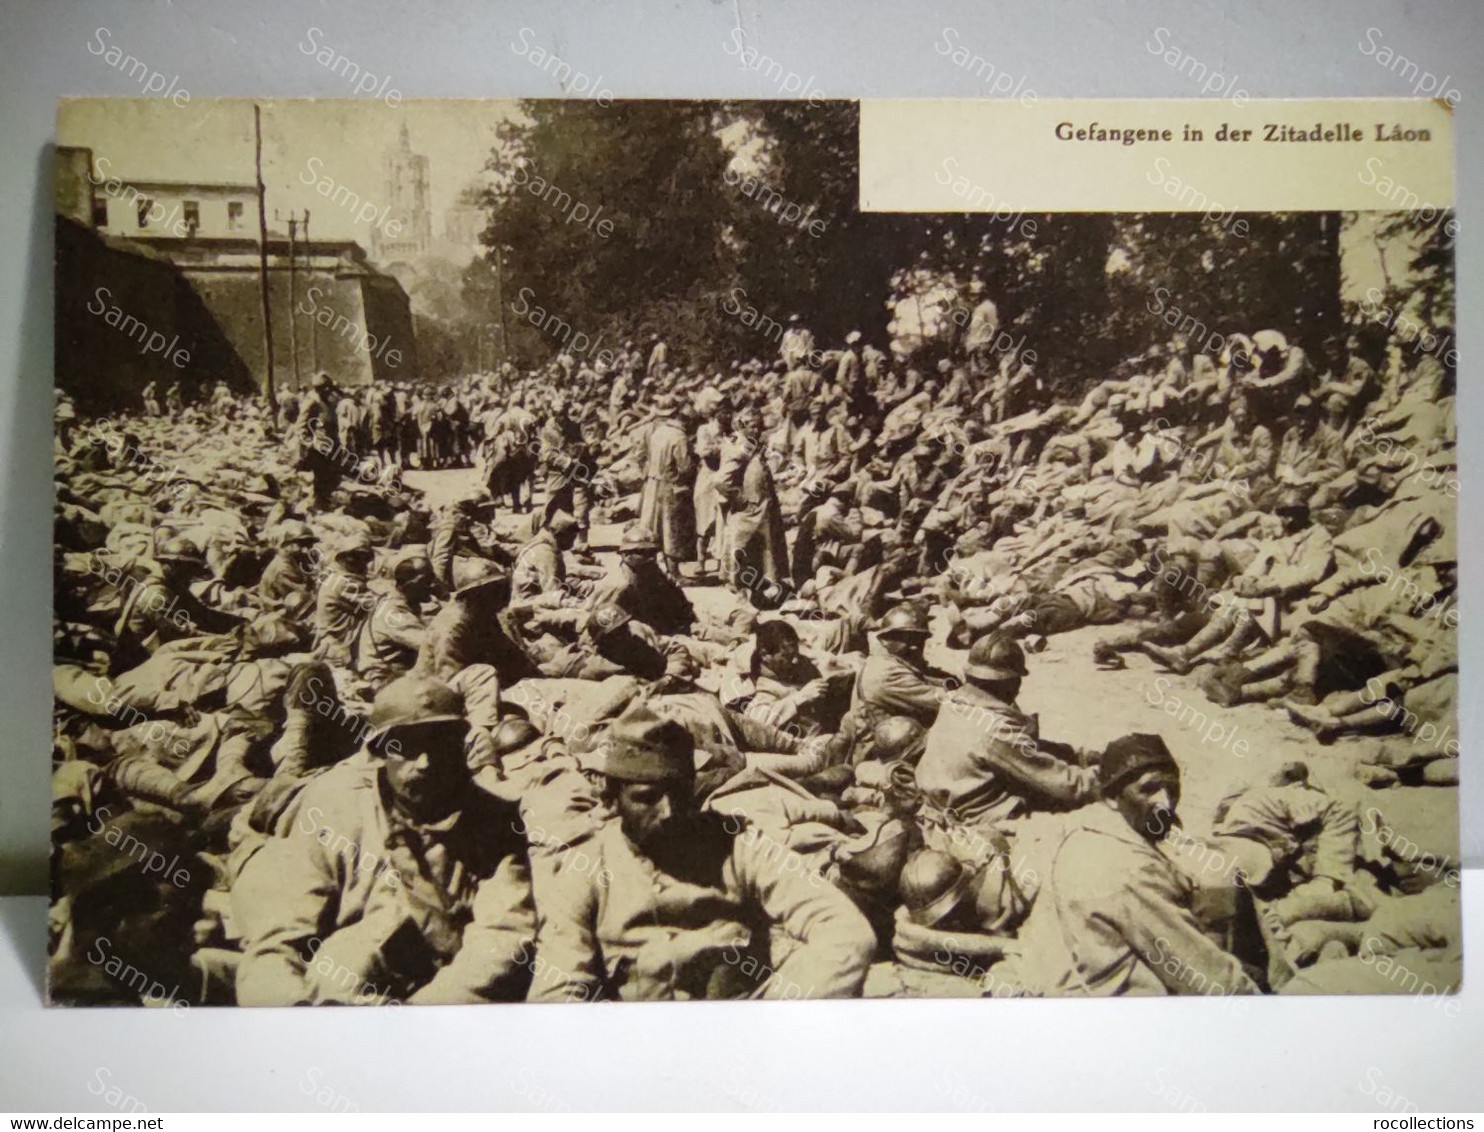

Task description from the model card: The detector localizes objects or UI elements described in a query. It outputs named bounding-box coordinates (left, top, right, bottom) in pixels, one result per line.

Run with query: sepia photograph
left=46, top=94, right=1460, bottom=1010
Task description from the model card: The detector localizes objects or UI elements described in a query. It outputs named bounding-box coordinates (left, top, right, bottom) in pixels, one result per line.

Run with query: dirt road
left=404, top=466, right=1460, bottom=863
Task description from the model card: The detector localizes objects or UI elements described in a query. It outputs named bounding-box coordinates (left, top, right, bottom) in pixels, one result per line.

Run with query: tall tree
left=473, top=101, right=737, bottom=366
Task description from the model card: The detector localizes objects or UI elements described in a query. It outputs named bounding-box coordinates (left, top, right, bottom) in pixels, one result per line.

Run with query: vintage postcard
left=50, top=96, right=1457, bottom=1005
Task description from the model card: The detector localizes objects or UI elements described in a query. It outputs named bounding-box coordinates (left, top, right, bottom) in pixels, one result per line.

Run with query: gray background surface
left=0, top=0, right=1478, bottom=1112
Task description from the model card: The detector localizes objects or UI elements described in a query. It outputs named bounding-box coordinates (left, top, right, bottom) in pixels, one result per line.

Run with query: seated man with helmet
left=587, top=526, right=695, bottom=637
left=917, top=633, right=1097, bottom=840
left=257, top=519, right=319, bottom=612
left=914, top=632, right=1099, bottom=932
left=354, top=546, right=435, bottom=689
left=112, top=534, right=247, bottom=673
left=879, top=848, right=1023, bottom=997
left=231, top=674, right=535, bottom=1005
left=832, top=602, right=953, bottom=766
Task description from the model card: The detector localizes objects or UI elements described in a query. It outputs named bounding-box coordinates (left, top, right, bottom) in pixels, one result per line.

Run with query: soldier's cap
left=965, top=633, right=1028, bottom=683
left=845, top=330, right=862, bottom=345
left=619, top=527, right=658, bottom=554
left=598, top=704, right=695, bottom=784
left=1098, top=733, right=1179, bottom=796
left=334, top=531, right=376, bottom=560
left=366, top=674, right=467, bottom=746
left=312, top=371, right=332, bottom=388
left=274, top=520, right=316, bottom=547
left=900, top=849, right=976, bottom=927
left=585, top=603, right=632, bottom=639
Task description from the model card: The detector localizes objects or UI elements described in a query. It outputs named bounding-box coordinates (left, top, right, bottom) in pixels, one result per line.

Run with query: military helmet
left=900, top=849, right=976, bottom=927
left=489, top=717, right=541, bottom=759
left=1098, top=732, right=1178, bottom=796
left=965, top=633, right=1028, bottom=682
left=155, top=536, right=205, bottom=566
left=453, top=559, right=510, bottom=600
left=868, top=715, right=927, bottom=763
left=366, top=674, right=466, bottom=745
left=391, top=547, right=432, bottom=587
left=875, top=605, right=931, bottom=640
left=835, top=817, right=918, bottom=894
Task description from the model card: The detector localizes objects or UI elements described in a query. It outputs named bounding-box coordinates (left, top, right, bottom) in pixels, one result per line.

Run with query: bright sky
left=57, top=99, right=1423, bottom=302
left=59, top=99, right=517, bottom=241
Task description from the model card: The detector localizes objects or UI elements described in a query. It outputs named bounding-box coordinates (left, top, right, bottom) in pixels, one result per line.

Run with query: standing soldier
left=296, top=374, right=344, bottom=509
left=718, top=408, right=788, bottom=606
left=780, top=314, right=814, bottom=369
left=373, top=386, right=399, bottom=472
left=646, top=334, right=668, bottom=381
left=539, top=398, right=595, bottom=553
left=963, top=281, right=1000, bottom=376
left=692, top=398, right=732, bottom=576
left=637, top=397, right=698, bottom=578
left=413, top=390, right=437, bottom=469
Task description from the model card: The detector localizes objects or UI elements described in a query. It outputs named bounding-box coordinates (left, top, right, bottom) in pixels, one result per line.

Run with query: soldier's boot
left=1143, top=642, right=1193, bottom=675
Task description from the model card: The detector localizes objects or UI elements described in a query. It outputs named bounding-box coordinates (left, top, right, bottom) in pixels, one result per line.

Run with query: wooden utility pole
left=254, top=104, right=277, bottom=411
left=304, top=210, right=317, bottom=372
left=286, top=214, right=301, bottom=389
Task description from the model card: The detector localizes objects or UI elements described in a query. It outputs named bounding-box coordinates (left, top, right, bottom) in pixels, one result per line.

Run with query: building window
left=92, top=199, right=108, bottom=228
left=136, top=198, right=154, bottom=228
left=183, top=200, right=200, bottom=233
left=227, top=201, right=244, bottom=231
